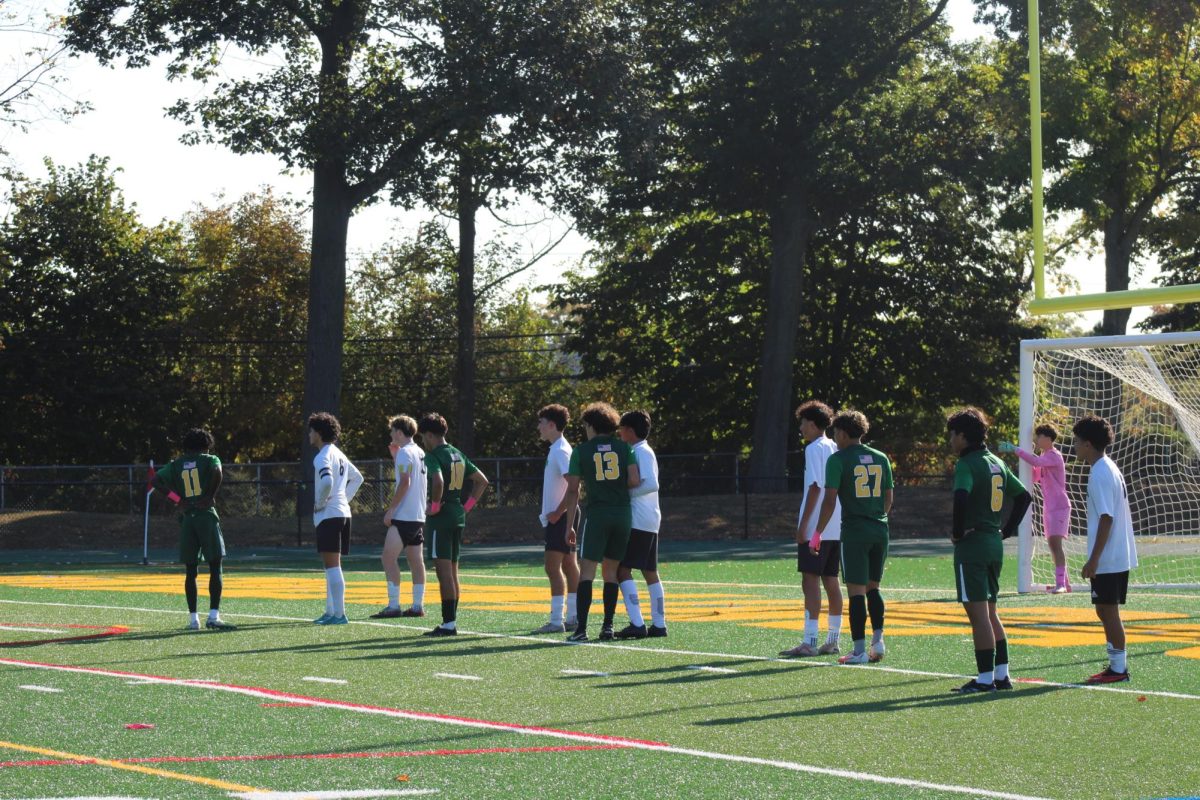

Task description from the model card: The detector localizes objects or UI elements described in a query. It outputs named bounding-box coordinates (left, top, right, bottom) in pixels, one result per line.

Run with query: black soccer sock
left=975, top=647, right=995, bottom=677
left=441, top=599, right=457, bottom=625
left=866, top=588, right=885, bottom=632
left=602, top=581, right=619, bottom=627
left=849, top=594, right=867, bottom=642
left=995, top=638, right=1009, bottom=669
left=576, top=580, right=593, bottom=631
left=208, top=560, right=223, bottom=611
left=184, top=563, right=199, bottom=613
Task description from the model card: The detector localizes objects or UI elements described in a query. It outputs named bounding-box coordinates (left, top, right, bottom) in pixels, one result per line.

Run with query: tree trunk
left=455, top=160, right=478, bottom=455
left=1101, top=209, right=1133, bottom=336
left=748, top=197, right=815, bottom=493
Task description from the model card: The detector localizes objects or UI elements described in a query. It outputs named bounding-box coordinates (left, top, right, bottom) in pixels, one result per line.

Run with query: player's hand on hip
left=547, top=510, right=563, bottom=525
left=383, top=511, right=394, bottom=527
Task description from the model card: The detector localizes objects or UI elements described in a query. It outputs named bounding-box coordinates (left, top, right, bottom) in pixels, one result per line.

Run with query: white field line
left=2, top=598, right=1198, bottom=703
left=561, top=669, right=610, bottom=677
left=8, top=797, right=150, bottom=799
left=18, top=685, right=63, bottom=693
left=230, top=791, right=438, bottom=799
left=0, top=656, right=1053, bottom=800
left=685, top=665, right=738, bottom=674
left=0, top=625, right=66, bottom=633
left=433, top=673, right=482, bottom=681
left=302, top=677, right=348, bottom=685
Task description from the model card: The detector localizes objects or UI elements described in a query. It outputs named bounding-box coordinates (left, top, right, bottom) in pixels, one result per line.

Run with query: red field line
left=0, top=744, right=630, bottom=769
left=0, top=624, right=130, bottom=648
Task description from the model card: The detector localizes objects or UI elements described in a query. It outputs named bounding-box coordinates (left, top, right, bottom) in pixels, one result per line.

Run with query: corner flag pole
left=143, top=460, right=154, bottom=566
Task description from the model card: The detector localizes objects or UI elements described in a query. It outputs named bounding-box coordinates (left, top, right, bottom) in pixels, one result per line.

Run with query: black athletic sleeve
left=952, top=489, right=969, bottom=541
left=1001, top=490, right=1033, bottom=540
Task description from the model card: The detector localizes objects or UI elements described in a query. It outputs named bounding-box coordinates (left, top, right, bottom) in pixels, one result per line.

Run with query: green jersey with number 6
left=824, top=444, right=893, bottom=541
left=953, top=447, right=1026, bottom=534
left=425, top=443, right=478, bottom=512
left=156, top=452, right=221, bottom=512
left=568, top=434, right=636, bottom=509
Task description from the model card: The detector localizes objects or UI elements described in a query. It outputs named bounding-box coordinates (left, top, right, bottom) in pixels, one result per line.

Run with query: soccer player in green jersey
left=946, top=408, right=1032, bottom=693
left=812, top=410, right=891, bottom=664
left=549, top=402, right=640, bottom=642
left=153, top=428, right=234, bottom=631
left=418, top=413, right=489, bottom=636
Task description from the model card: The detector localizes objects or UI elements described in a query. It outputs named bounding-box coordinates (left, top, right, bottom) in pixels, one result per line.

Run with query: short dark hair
left=1073, top=415, right=1113, bottom=452
left=794, top=400, right=833, bottom=430
left=1035, top=423, right=1058, bottom=442
left=417, top=412, right=448, bottom=437
left=581, top=402, right=620, bottom=434
left=308, top=412, right=341, bottom=443
left=538, top=404, right=570, bottom=431
left=619, top=409, right=652, bottom=440
left=182, top=428, right=214, bottom=452
left=946, top=407, right=989, bottom=446
left=831, top=410, right=869, bottom=439
left=389, top=415, right=417, bottom=437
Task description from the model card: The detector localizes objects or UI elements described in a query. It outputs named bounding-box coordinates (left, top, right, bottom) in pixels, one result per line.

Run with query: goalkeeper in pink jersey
left=1001, top=424, right=1071, bottom=592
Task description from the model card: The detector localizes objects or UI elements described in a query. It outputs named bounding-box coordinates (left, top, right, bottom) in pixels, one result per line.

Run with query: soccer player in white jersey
left=533, top=404, right=580, bottom=633
left=308, top=412, right=364, bottom=625
left=371, top=415, right=428, bottom=619
left=614, top=409, right=667, bottom=639
left=780, top=401, right=843, bottom=657
left=1073, top=415, right=1139, bottom=684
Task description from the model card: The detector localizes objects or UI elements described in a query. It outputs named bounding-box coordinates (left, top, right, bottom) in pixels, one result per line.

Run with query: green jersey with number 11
left=157, top=452, right=221, bottom=512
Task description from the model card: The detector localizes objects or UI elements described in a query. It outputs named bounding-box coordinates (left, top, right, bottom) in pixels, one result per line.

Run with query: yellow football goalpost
left=1025, top=0, right=1200, bottom=315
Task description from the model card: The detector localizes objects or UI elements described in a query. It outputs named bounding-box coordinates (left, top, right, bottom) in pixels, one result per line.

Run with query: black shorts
left=1090, top=571, right=1129, bottom=605
left=387, top=520, right=424, bottom=547
left=316, top=517, right=351, bottom=555
left=621, top=528, right=659, bottom=571
left=798, top=539, right=841, bottom=577
left=544, top=515, right=574, bottom=554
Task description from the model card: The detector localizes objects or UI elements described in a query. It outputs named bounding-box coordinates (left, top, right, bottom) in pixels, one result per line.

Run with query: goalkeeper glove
left=998, top=441, right=1017, bottom=453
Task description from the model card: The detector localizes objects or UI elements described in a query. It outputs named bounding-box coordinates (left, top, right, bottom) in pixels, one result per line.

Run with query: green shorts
left=179, top=508, right=225, bottom=564
left=954, top=533, right=1003, bottom=603
left=427, top=514, right=465, bottom=563
left=578, top=507, right=632, bottom=564
left=840, top=535, right=888, bottom=586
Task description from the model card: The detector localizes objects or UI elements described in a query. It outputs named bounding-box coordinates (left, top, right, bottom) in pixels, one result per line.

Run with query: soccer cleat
left=400, top=607, right=425, bottom=617
left=1050, top=585, right=1068, bottom=594
left=369, top=606, right=403, bottom=619
left=646, top=625, right=668, bottom=638
left=598, top=625, right=615, bottom=641
left=779, top=643, right=820, bottom=657
left=952, top=679, right=997, bottom=694
left=316, top=615, right=348, bottom=625
left=838, top=651, right=869, bottom=665
left=313, top=613, right=332, bottom=624
left=564, top=617, right=579, bottom=629
left=614, top=624, right=647, bottom=640
left=566, top=629, right=589, bottom=643
left=1084, top=668, right=1130, bottom=685
left=993, top=677, right=1013, bottom=691
left=205, top=618, right=236, bottom=631
left=423, top=625, right=457, bottom=636
left=185, top=619, right=201, bottom=631
left=817, top=641, right=841, bottom=656
left=868, top=641, right=886, bottom=663
left=533, top=621, right=566, bottom=634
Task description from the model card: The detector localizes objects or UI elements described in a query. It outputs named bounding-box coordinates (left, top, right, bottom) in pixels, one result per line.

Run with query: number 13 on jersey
left=593, top=451, right=620, bottom=481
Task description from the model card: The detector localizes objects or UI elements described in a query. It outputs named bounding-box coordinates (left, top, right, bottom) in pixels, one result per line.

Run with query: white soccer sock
left=207, top=609, right=219, bottom=621
left=189, top=612, right=200, bottom=625
left=326, top=567, right=345, bottom=617
left=620, top=580, right=645, bottom=627
left=978, top=670, right=995, bottom=685
left=442, top=619, right=457, bottom=630
left=567, top=592, right=578, bottom=619
left=387, top=581, right=401, bottom=608
left=872, top=628, right=884, bottom=646
left=826, top=614, right=842, bottom=644
left=324, top=575, right=334, bottom=616
left=550, top=594, right=565, bottom=625
left=647, top=582, right=666, bottom=627
left=994, top=661, right=1010, bottom=681
left=411, top=583, right=425, bottom=609
left=803, top=612, right=819, bottom=646
left=1110, top=646, right=1128, bottom=673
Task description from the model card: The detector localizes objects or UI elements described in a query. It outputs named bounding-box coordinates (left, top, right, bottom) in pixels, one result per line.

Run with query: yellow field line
left=0, top=738, right=265, bottom=793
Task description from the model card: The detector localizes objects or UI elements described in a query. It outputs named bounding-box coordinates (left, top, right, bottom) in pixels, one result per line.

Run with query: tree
left=0, top=157, right=189, bottom=463
left=0, top=3, right=89, bottom=148
left=983, top=0, right=1200, bottom=335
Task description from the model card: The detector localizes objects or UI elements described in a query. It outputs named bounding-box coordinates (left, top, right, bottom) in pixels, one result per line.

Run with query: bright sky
left=0, top=0, right=1149, bottom=326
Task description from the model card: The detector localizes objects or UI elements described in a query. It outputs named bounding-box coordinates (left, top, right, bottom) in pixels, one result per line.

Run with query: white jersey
left=391, top=441, right=428, bottom=523
left=540, top=435, right=573, bottom=526
left=313, top=443, right=363, bottom=526
left=1085, top=455, right=1138, bottom=574
left=630, top=440, right=661, bottom=534
left=798, top=435, right=841, bottom=541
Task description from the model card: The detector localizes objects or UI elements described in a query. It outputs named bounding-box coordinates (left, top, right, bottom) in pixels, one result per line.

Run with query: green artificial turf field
left=1, top=540, right=1197, bottom=800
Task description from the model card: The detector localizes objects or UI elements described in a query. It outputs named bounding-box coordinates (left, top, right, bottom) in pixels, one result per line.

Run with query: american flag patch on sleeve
left=859, top=455, right=874, bottom=464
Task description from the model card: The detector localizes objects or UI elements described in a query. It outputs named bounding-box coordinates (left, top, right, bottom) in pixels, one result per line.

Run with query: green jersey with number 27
left=824, top=443, right=893, bottom=540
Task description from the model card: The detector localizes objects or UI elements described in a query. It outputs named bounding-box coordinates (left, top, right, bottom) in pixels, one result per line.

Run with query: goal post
left=1018, top=332, right=1200, bottom=592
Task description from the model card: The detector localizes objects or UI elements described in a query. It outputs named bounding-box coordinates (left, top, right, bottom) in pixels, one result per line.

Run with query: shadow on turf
left=695, top=683, right=1065, bottom=726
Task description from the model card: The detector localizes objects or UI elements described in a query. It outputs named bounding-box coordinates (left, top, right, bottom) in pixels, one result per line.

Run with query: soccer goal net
left=1017, top=332, right=1200, bottom=592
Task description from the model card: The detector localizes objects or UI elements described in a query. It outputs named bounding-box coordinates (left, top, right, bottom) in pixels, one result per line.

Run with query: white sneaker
left=838, top=651, right=869, bottom=665
left=869, top=640, right=886, bottom=663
